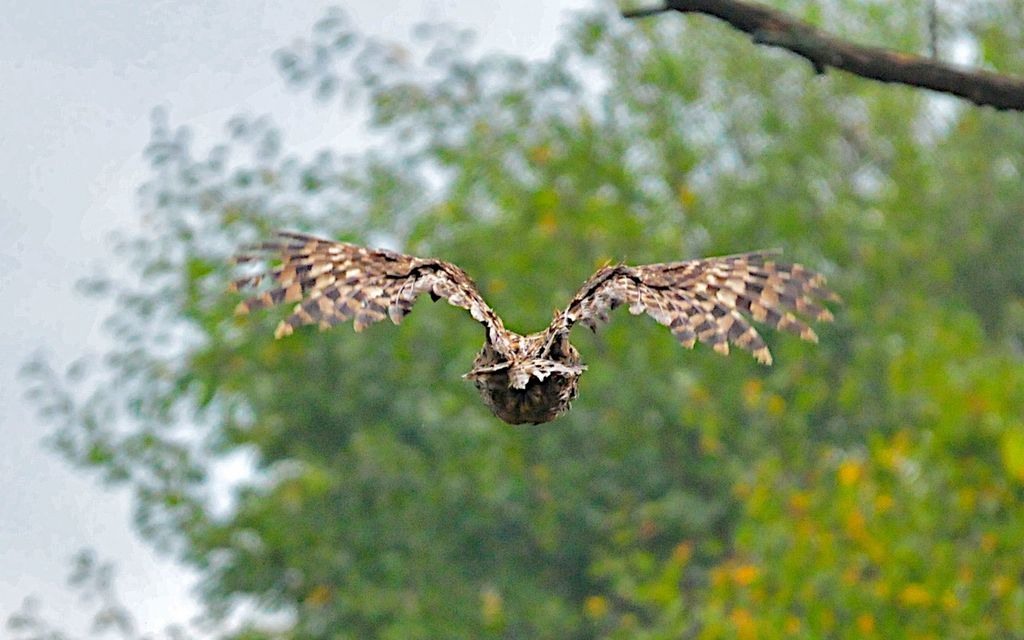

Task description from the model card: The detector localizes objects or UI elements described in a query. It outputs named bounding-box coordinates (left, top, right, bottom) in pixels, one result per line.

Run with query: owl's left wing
left=546, top=251, right=838, bottom=365
left=232, top=231, right=507, bottom=347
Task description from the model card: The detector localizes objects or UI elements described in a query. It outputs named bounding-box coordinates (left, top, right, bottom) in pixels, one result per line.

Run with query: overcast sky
left=0, top=1, right=592, bottom=635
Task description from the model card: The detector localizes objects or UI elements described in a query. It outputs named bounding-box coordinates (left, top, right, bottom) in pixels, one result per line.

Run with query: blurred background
left=4, top=1, right=1023, bottom=638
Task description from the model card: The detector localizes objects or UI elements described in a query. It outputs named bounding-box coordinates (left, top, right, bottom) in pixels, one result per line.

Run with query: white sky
left=0, top=1, right=592, bottom=635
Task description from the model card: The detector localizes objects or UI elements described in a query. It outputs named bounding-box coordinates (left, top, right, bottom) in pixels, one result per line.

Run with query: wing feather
left=232, top=231, right=507, bottom=347
left=549, top=251, right=838, bottom=365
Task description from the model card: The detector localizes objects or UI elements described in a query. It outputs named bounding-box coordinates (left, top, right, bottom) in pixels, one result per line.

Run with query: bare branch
left=623, top=0, right=1024, bottom=111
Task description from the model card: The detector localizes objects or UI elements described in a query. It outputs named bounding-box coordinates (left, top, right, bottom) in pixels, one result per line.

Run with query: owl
left=232, top=231, right=838, bottom=424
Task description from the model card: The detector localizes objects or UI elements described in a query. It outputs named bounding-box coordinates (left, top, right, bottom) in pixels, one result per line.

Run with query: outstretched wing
left=548, top=251, right=838, bottom=365
left=232, top=231, right=506, bottom=346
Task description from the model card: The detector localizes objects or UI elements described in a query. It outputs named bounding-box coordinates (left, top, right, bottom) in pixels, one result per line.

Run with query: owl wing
left=548, top=251, right=838, bottom=365
left=232, top=231, right=507, bottom=347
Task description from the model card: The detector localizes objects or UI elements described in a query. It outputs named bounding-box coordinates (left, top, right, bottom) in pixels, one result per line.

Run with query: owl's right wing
left=546, top=251, right=838, bottom=365
left=232, top=231, right=508, bottom=350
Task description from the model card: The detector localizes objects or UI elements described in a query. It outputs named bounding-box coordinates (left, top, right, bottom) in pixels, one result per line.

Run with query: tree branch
left=623, top=0, right=1024, bottom=111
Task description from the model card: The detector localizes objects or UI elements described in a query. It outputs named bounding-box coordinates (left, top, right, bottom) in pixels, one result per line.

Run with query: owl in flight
left=232, top=231, right=837, bottom=424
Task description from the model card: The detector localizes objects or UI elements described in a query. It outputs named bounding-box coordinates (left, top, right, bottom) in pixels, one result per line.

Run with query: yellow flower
left=838, top=460, right=863, bottom=487
left=941, top=591, right=958, bottom=611
left=488, top=278, right=507, bottom=294
left=689, top=385, right=710, bottom=404
left=304, top=584, right=332, bottom=607
left=700, top=433, right=722, bottom=454
left=672, top=541, right=693, bottom=565
left=742, top=379, right=762, bottom=409
left=874, top=493, right=894, bottom=513
left=481, top=587, right=503, bottom=625
left=844, top=510, right=867, bottom=540
left=892, top=429, right=912, bottom=453
left=842, top=566, right=860, bottom=586
left=788, top=491, right=811, bottom=514
left=537, top=211, right=558, bottom=237
left=878, top=430, right=911, bottom=469
left=899, top=584, right=932, bottom=607
left=730, top=608, right=758, bottom=640
left=677, top=184, right=697, bottom=207
left=991, top=575, right=1013, bottom=598
left=819, top=609, right=836, bottom=632
left=528, top=144, right=552, bottom=165
left=530, top=463, right=551, bottom=483
left=784, top=616, right=801, bottom=635
left=956, top=487, right=977, bottom=511
left=733, top=564, right=760, bottom=586
left=711, top=566, right=729, bottom=588
left=957, top=566, right=974, bottom=584
left=856, top=613, right=876, bottom=633
left=584, top=595, right=608, bottom=619
left=980, top=533, right=997, bottom=552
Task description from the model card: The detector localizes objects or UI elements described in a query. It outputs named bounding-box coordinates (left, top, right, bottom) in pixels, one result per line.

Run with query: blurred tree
left=17, top=1, right=1024, bottom=638
left=623, top=0, right=1024, bottom=111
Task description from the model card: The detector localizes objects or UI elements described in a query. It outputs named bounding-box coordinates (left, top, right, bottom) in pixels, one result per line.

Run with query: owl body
left=233, top=232, right=838, bottom=424
left=467, top=357, right=580, bottom=425
left=466, top=332, right=584, bottom=424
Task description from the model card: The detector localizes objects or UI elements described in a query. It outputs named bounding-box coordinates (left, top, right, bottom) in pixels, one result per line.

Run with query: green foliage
left=19, top=2, right=1024, bottom=638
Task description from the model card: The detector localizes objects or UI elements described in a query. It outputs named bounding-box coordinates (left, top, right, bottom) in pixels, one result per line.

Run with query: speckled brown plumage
left=232, top=231, right=839, bottom=424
